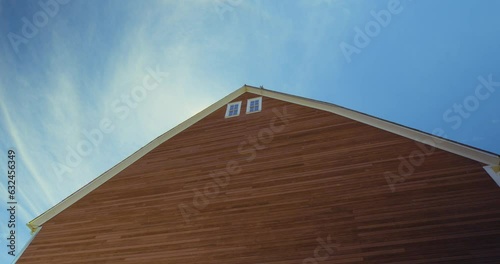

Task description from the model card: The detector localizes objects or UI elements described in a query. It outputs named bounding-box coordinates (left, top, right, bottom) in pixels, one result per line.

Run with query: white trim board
left=246, top=87, right=500, bottom=166
left=27, top=86, right=247, bottom=231
left=484, top=165, right=500, bottom=187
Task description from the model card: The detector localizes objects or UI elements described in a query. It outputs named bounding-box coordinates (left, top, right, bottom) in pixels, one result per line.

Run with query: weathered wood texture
left=20, top=93, right=500, bottom=263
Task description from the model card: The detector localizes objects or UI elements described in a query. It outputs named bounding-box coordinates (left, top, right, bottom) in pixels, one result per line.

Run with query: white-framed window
left=246, top=97, right=262, bottom=114
left=225, top=101, right=242, bottom=118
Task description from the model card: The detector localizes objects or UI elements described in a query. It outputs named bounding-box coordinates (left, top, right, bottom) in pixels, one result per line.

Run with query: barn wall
left=20, top=93, right=500, bottom=263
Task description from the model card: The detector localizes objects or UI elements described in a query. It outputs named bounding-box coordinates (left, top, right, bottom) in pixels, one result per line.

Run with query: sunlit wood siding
left=20, top=93, right=500, bottom=263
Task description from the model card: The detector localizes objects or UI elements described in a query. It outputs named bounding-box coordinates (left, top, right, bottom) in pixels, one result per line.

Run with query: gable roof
left=27, top=85, right=500, bottom=233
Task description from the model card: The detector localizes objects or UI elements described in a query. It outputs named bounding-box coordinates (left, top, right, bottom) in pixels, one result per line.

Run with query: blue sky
left=1, top=0, right=499, bottom=262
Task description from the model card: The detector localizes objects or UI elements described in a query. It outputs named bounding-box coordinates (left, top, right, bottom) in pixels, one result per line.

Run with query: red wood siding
left=20, top=93, right=500, bottom=263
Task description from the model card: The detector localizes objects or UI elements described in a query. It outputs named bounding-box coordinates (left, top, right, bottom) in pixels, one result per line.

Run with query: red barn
left=19, top=86, right=500, bottom=263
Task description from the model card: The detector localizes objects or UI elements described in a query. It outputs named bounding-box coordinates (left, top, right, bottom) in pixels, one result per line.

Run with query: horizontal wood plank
left=20, top=93, right=500, bottom=263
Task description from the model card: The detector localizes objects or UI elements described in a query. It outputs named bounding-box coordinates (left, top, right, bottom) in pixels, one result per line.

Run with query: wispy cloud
left=1, top=0, right=256, bottom=217
left=0, top=95, right=59, bottom=209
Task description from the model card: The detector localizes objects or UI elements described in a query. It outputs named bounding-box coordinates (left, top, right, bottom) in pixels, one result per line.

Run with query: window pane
left=248, top=99, right=260, bottom=112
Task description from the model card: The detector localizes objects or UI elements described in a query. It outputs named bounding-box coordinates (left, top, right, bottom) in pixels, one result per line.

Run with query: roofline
left=28, top=85, right=247, bottom=230
left=246, top=86, right=500, bottom=164
left=27, top=85, right=500, bottom=231
left=11, top=227, right=41, bottom=264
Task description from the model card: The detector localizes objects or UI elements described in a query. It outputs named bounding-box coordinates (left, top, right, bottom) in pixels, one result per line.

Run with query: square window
left=225, top=101, right=241, bottom=118
left=246, top=97, right=262, bottom=114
